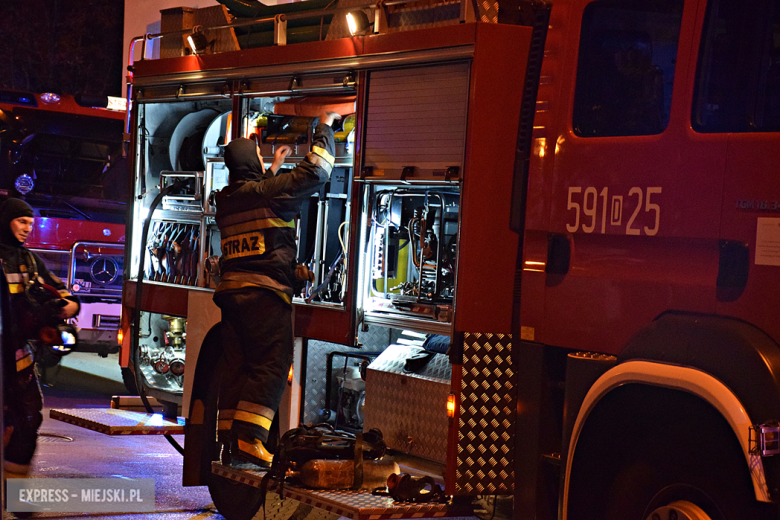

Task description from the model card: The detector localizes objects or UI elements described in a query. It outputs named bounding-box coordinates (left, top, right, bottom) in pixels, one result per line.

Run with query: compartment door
left=362, top=63, right=470, bottom=181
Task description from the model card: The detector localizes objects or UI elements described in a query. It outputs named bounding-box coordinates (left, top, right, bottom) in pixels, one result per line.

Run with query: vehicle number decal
left=565, top=186, right=662, bottom=236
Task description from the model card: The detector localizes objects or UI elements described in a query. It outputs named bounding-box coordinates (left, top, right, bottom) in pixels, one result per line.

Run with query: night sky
left=0, top=0, right=125, bottom=97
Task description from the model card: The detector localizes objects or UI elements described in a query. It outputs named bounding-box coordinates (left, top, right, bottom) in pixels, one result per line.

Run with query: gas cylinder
left=288, top=459, right=400, bottom=490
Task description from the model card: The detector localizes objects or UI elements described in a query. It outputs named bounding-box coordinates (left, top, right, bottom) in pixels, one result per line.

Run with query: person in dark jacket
left=0, top=198, right=80, bottom=477
left=214, top=111, right=339, bottom=468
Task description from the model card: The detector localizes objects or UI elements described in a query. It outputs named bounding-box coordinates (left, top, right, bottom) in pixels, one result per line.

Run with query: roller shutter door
left=363, top=63, right=470, bottom=179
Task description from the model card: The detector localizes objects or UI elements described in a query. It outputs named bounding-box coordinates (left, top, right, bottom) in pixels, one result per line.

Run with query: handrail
left=124, top=36, right=146, bottom=157
left=132, top=0, right=410, bottom=51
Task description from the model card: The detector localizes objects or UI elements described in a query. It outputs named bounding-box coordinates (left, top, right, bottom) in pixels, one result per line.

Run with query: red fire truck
left=0, top=91, right=127, bottom=358
left=49, top=0, right=780, bottom=518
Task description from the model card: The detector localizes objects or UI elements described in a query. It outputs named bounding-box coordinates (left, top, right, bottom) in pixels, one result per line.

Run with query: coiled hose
left=132, top=182, right=185, bottom=455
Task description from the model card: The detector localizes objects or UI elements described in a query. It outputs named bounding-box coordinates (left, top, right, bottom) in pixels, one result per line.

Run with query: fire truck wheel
left=121, top=367, right=139, bottom=395
left=208, top=476, right=265, bottom=520
left=566, top=385, right=778, bottom=520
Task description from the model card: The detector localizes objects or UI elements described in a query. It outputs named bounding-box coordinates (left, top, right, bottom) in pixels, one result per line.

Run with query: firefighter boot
left=231, top=432, right=273, bottom=470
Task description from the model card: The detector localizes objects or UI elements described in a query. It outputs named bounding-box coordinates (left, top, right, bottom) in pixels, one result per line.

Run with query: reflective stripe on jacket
left=214, top=123, right=335, bottom=299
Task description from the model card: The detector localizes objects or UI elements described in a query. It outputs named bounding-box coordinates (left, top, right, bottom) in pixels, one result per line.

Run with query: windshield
left=0, top=96, right=128, bottom=223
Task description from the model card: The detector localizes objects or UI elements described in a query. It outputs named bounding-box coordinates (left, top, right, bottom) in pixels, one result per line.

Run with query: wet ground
left=3, top=354, right=493, bottom=520
left=3, top=353, right=220, bottom=520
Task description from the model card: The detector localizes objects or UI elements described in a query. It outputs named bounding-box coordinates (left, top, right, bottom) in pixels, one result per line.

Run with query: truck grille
left=92, top=314, right=121, bottom=329
left=72, top=245, right=124, bottom=298
left=31, top=244, right=124, bottom=300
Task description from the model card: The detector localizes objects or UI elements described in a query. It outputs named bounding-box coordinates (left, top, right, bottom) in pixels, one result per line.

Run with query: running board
left=49, top=408, right=185, bottom=435
left=211, top=462, right=472, bottom=520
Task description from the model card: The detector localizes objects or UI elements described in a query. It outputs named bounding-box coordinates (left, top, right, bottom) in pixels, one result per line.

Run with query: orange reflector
left=447, top=393, right=456, bottom=418
left=117, top=328, right=124, bottom=346
left=288, top=365, right=294, bottom=385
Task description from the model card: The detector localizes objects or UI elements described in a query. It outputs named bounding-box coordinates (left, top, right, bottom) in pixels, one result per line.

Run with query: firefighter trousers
left=4, top=350, right=43, bottom=470
left=214, top=288, right=293, bottom=444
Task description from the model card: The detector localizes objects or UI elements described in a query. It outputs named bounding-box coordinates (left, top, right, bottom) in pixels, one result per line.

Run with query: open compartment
left=239, top=94, right=356, bottom=307
left=358, top=184, right=460, bottom=334
left=128, top=97, right=232, bottom=285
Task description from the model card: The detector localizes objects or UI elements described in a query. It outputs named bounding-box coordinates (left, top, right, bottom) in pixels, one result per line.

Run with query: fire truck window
left=573, top=0, right=683, bottom=137
left=693, top=0, right=780, bottom=132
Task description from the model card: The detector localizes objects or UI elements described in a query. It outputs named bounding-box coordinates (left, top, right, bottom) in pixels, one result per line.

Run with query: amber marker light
left=117, top=328, right=124, bottom=346
left=447, top=393, right=456, bottom=419
left=288, top=365, right=294, bottom=385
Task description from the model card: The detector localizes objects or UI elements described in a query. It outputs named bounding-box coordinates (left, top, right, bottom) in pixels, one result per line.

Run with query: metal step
left=109, top=395, right=183, bottom=415
left=211, top=462, right=472, bottom=520
left=49, top=408, right=184, bottom=435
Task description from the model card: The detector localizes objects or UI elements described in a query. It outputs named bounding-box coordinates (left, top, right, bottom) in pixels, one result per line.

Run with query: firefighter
left=0, top=198, right=80, bottom=478
left=214, top=111, right=339, bottom=468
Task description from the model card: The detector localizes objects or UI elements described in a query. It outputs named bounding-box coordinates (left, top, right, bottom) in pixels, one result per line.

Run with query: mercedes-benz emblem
left=90, top=257, right=119, bottom=285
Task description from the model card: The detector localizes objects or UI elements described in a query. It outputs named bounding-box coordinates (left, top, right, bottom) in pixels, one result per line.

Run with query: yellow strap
left=16, top=355, right=33, bottom=372
left=233, top=410, right=273, bottom=431
left=220, top=217, right=295, bottom=238
left=307, top=152, right=333, bottom=175
left=215, top=281, right=292, bottom=304
left=312, top=145, right=335, bottom=166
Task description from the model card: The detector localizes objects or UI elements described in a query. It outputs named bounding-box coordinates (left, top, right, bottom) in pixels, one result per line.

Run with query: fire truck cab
left=49, top=0, right=780, bottom=518
left=0, top=91, right=127, bottom=357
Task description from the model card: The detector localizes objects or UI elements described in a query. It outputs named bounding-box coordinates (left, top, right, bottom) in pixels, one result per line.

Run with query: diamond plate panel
left=364, top=345, right=451, bottom=463
left=456, top=332, right=515, bottom=494
left=478, top=0, right=499, bottom=23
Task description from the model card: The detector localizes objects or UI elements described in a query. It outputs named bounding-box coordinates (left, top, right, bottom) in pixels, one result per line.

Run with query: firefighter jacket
left=0, top=237, right=80, bottom=374
left=214, top=123, right=335, bottom=302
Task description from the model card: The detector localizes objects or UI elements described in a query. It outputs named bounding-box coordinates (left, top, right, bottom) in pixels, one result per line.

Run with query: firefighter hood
left=224, top=138, right=266, bottom=183
left=0, top=198, right=33, bottom=247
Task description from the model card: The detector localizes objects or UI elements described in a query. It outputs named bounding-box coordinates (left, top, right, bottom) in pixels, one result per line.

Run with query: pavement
left=3, top=353, right=220, bottom=520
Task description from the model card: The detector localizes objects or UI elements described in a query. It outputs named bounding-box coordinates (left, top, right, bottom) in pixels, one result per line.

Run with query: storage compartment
left=363, top=344, right=451, bottom=464
left=359, top=185, right=460, bottom=331
left=129, top=90, right=356, bottom=395
left=136, top=311, right=187, bottom=395
left=242, top=95, right=355, bottom=305
left=130, top=92, right=355, bottom=302
left=129, top=98, right=232, bottom=284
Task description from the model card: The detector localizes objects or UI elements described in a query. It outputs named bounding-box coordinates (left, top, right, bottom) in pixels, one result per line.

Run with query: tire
left=566, top=385, right=778, bottom=520
left=195, top=325, right=265, bottom=520
left=208, top=475, right=267, bottom=520
left=121, top=367, right=139, bottom=395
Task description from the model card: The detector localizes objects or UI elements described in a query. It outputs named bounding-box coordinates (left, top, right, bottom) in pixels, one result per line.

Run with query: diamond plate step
left=49, top=408, right=185, bottom=435
left=211, top=462, right=472, bottom=520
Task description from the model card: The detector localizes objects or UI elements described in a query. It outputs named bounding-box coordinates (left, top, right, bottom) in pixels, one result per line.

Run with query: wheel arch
left=621, top=312, right=780, bottom=431
left=563, top=361, right=769, bottom=516
left=563, top=312, right=780, bottom=516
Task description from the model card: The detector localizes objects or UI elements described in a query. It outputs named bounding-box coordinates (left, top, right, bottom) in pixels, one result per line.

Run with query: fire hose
left=132, top=181, right=186, bottom=455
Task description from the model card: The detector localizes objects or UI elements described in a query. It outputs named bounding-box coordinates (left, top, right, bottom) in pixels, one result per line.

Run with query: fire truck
left=48, top=0, right=780, bottom=518
left=0, top=91, right=127, bottom=358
